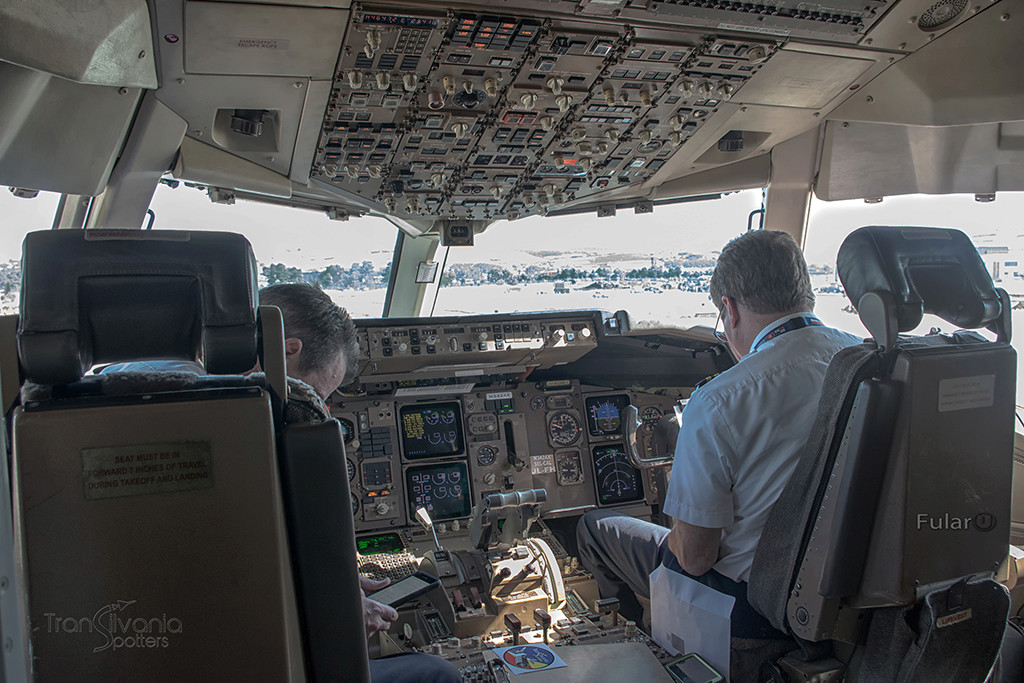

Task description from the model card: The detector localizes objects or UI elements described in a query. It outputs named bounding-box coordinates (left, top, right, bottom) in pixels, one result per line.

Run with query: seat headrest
left=837, top=226, right=1003, bottom=334
left=18, top=230, right=259, bottom=385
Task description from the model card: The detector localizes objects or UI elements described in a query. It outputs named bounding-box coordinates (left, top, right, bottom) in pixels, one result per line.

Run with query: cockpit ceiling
left=166, top=0, right=1008, bottom=221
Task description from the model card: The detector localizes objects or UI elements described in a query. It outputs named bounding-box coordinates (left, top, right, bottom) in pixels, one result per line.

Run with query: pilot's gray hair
left=259, top=283, right=359, bottom=383
left=709, top=230, right=815, bottom=315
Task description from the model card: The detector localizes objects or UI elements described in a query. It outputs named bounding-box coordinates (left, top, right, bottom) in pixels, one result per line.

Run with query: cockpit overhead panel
left=312, top=5, right=780, bottom=221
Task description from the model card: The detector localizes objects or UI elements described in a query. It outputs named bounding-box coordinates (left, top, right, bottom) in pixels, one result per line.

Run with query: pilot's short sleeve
left=663, top=391, right=736, bottom=529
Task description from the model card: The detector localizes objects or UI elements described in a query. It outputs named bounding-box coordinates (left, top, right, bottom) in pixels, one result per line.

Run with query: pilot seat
left=8, top=230, right=369, bottom=681
left=749, top=226, right=1017, bottom=681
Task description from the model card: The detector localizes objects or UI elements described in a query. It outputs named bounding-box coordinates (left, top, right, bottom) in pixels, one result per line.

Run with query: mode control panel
left=357, top=312, right=602, bottom=378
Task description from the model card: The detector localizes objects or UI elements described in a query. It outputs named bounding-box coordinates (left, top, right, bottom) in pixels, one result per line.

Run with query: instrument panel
left=336, top=310, right=726, bottom=678
left=332, top=381, right=680, bottom=532
left=334, top=311, right=697, bottom=533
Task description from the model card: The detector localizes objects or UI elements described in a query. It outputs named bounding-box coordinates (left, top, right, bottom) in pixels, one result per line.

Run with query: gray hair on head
left=259, top=283, right=359, bottom=383
left=709, top=230, right=815, bottom=315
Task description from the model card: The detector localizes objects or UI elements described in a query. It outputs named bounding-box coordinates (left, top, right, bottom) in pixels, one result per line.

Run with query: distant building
left=554, top=281, right=569, bottom=294
left=977, top=246, right=1022, bottom=284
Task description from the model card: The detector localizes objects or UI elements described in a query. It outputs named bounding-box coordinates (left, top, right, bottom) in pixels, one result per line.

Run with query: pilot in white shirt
left=576, top=230, right=860, bottom=662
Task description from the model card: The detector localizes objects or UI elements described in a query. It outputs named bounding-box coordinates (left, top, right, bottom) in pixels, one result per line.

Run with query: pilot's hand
left=360, top=575, right=398, bottom=636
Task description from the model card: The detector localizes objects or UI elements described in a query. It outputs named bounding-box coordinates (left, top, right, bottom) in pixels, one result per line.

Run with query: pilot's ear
left=284, top=337, right=303, bottom=359
left=722, top=296, right=741, bottom=330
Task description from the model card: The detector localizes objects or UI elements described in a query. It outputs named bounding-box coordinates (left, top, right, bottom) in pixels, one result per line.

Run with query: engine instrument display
left=592, top=444, right=644, bottom=505
left=406, top=461, right=472, bottom=521
left=400, top=402, right=464, bottom=460
left=586, top=395, right=631, bottom=437
left=548, top=411, right=582, bottom=447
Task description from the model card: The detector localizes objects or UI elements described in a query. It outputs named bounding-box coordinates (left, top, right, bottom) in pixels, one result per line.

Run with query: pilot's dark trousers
left=369, top=652, right=461, bottom=683
left=575, top=509, right=787, bottom=640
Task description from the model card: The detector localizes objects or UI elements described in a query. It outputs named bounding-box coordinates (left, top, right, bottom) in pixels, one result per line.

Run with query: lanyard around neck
left=749, top=315, right=823, bottom=354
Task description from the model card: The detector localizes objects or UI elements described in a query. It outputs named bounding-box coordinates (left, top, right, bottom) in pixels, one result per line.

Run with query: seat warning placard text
left=82, top=442, right=213, bottom=500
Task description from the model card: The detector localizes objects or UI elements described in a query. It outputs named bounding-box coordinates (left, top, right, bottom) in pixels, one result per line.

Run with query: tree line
left=261, top=260, right=716, bottom=290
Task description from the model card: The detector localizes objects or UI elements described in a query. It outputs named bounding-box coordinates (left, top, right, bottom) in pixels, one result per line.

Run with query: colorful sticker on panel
left=491, top=644, right=567, bottom=674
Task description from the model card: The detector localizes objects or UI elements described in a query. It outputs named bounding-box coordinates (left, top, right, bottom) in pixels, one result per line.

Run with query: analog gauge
left=351, top=493, right=360, bottom=516
left=641, top=406, right=663, bottom=431
left=556, top=451, right=583, bottom=485
left=477, top=445, right=497, bottom=466
left=641, top=406, right=663, bottom=422
left=530, top=396, right=546, bottom=412
left=548, top=411, right=582, bottom=447
left=338, top=417, right=356, bottom=444
left=347, top=458, right=356, bottom=481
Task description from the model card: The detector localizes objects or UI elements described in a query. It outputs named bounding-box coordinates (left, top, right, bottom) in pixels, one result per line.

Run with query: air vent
left=918, top=0, right=967, bottom=29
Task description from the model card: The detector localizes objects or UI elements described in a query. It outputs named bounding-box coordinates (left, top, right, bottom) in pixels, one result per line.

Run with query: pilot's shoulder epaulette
left=694, top=372, right=722, bottom=390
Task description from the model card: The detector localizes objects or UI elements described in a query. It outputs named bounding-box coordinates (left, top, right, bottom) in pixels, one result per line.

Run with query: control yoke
left=624, top=403, right=682, bottom=468
left=469, top=489, right=547, bottom=550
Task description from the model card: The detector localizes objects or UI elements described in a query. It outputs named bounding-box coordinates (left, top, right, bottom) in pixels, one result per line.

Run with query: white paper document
left=650, top=565, right=735, bottom=681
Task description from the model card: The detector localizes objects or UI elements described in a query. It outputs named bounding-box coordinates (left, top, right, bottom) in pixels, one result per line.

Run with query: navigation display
left=586, top=395, right=631, bottom=437
left=400, top=402, right=465, bottom=460
left=592, top=444, right=644, bottom=505
left=406, top=462, right=472, bottom=521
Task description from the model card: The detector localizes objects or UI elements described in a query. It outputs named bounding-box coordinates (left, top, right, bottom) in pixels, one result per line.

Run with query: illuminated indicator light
left=563, top=158, right=578, bottom=166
